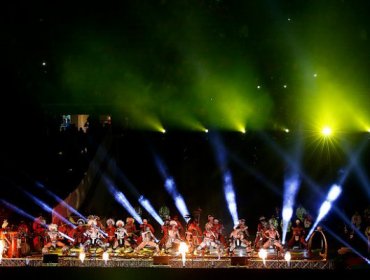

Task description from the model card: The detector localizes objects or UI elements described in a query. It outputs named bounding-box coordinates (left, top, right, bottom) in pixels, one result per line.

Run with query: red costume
left=32, top=216, right=46, bottom=252
left=288, top=219, right=307, bottom=249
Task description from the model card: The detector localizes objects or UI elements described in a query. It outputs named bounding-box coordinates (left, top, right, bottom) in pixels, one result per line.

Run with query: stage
left=1, top=254, right=368, bottom=280
left=0, top=255, right=333, bottom=269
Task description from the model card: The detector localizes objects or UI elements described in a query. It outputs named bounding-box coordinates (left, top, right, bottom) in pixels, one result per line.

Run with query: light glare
left=322, top=127, right=332, bottom=136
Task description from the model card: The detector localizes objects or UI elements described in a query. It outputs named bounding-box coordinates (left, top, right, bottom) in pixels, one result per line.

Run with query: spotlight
left=138, top=195, right=164, bottom=225
left=327, top=184, right=342, bottom=202
left=284, top=128, right=290, bottom=133
left=322, top=127, right=332, bottom=136
left=161, top=129, right=166, bottom=133
left=107, top=181, right=142, bottom=224
left=204, top=129, right=209, bottom=133
left=306, top=184, right=342, bottom=241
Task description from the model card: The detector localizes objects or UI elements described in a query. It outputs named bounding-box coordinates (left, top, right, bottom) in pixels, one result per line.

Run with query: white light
left=283, top=84, right=287, bottom=88
left=322, top=127, right=332, bottom=136
left=103, top=251, right=109, bottom=264
left=284, top=128, right=290, bottom=133
left=258, top=249, right=267, bottom=266
left=284, top=251, right=291, bottom=262
left=205, top=129, right=209, bottom=133
left=138, top=196, right=164, bottom=225
left=257, top=85, right=261, bottom=89
left=288, top=18, right=291, bottom=21
left=317, top=201, right=332, bottom=221
left=313, top=73, right=317, bottom=78
left=285, top=251, right=291, bottom=267
left=174, top=195, right=190, bottom=221
left=0, top=239, right=4, bottom=264
left=241, top=128, right=246, bottom=134
left=282, top=207, right=293, bottom=222
left=179, top=242, right=188, bottom=267
left=79, top=251, right=86, bottom=263
left=327, top=184, right=342, bottom=202
left=162, top=129, right=166, bottom=134
left=42, top=61, right=46, bottom=66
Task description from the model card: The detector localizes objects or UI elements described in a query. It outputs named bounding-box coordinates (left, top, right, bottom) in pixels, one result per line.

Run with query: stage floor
left=0, top=255, right=332, bottom=269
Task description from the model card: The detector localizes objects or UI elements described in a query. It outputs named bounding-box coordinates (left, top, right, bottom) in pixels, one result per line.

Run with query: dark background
left=1, top=1, right=369, bottom=242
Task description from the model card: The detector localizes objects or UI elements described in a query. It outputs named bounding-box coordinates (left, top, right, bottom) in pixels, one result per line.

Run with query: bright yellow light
left=204, top=129, right=209, bottom=133
left=322, top=126, right=332, bottom=136
left=161, top=129, right=166, bottom=134
left=240, top=128, right=246, bottom=134
left=284, top=128, right=290, bottom=133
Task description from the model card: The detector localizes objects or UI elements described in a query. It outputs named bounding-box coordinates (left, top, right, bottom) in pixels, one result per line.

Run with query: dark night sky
left=2, top=0, right=370, bottom=229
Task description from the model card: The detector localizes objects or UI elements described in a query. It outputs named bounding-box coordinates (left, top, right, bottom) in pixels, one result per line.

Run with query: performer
left=254, top=216, right=268, bottom=250
left=288, top=219, right=307, bottom=249
left=71, top=219, right=87, bottom=247
left=186, top=217, right=203, bottom=247
left=303, top=214, right=313, bottom=233
left=184, top=230, right=196, bottom=253
left=105, top=218, right=116, bottom=248
left=139, top=219, right=155, bottom=234
left=229, top=230, right=252, bottom=256
left=0, top=219, right=10, bottom=257
left=234, top=219, right=250, bottom=238
left=113, top=220, right=131, bottom=251
left=32, top=215, right=46, bottom=252
left=134, top=229, right=160, bottom=254
left=204, top=215, right=214, bottom=231
left=164, top=220, right=182, bottom=251
left=124, top=217, right=138, bottom=248
left=262, top=224, right=284, bottom=254
left=159, top=218, right=171, bottom=249
left=17, top=220, right=30, bottom=257
left=172, top=215, right=185, bottom=238
left=195, top=223, right=220, bottom=255
left=83, top=217, right=107, bottom=251
left=42, top=224, right=69, bottom=255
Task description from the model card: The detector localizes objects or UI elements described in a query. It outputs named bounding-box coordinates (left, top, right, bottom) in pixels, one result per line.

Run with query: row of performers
left=1, top=214, right=307, bottom=256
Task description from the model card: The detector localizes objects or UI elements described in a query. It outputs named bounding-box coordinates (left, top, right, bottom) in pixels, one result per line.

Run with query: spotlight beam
left=210, top=133, right=239, bottom=227
left=282, top=172, right=301, bottom=244
left=306, top=184, right=342, bottom=241
left=323, top=224, right=370, bottom=264
left=0, top=199, right=37, bottom=222
left=154, top=155, right=190, bottom=221
left=105, top=176, right=142, bottom=224
left=138, top=195, right=164, bottom=225
left=22, top=190, right=76, bottom=228
left=36, top=181, right=86, bottom=221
